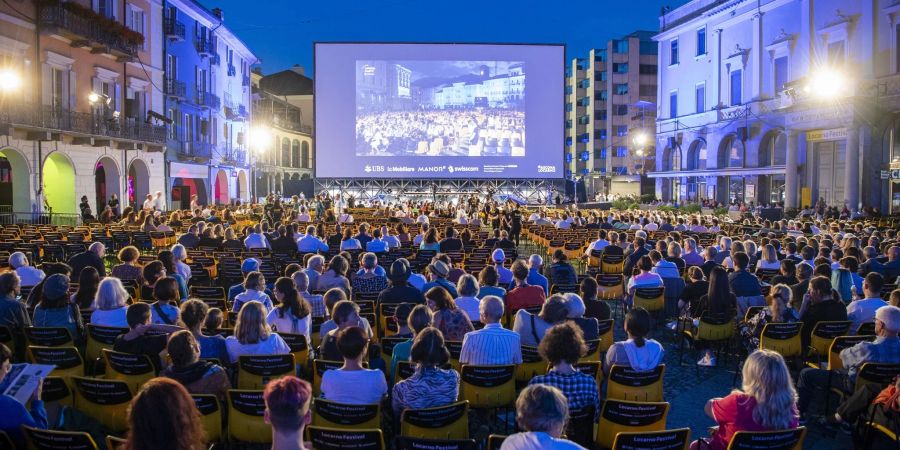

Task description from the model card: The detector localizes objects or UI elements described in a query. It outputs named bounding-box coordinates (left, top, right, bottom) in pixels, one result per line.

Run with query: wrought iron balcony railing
left=195, top=91, right=221, bottom=110
left=39, top=5, right=139, bottom=59
left=164, top=77, right=186, bottom=99
left=0, top=103, right=166, bottom=144
left=163, top=16, right=185, bottom=41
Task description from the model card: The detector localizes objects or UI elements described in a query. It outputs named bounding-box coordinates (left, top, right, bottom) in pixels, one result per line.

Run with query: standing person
left=509, top=206, right=523, bottom=247
left=108, top=193, right=119, bottom=217
left=501, top=385, right=587, bottom=450
left=79, top=195, right=93, bottom=221
left=153, top=191, right=166, bottom=212
left=121, top=378, right=207, bottom=450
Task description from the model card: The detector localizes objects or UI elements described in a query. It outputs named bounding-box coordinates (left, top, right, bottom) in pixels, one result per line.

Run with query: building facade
left=0, top=0, right=166, bottom=221
left=565, top=31, right=658, bottom=199
left=652, top=0, right=900, bottom=214
left=251, top=66, right=314, bottom=197
left=162, top=0, right=257, bottom=210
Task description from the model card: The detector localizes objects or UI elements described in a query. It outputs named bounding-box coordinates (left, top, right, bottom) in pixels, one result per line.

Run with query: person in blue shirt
left=0, top=343, right=48, bottom=448
left=421, top=260, right=458, bottom=297
left=519, top=254, right=549, bottom=295
left=365, top=228, right=389, bottom=253
left=296, top=225, right=329, bottom=253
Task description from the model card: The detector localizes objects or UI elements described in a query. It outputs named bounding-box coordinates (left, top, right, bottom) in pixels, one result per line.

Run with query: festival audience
left=224, top=301, right=291, bottom=363
left=605, top=307, right=663, bottom=374
left=513, top=294, right=570, bottom=347
left=122, top=377, right=207, bottom=450
left=459, top=295, right=522, bottom=365
left=502, top=384, right=586, bottom=450
left=161, top=330, right=231, bottom=399
left=320, top=326, right=388, bottom=404
left=391, top=327, right=460, bottom=416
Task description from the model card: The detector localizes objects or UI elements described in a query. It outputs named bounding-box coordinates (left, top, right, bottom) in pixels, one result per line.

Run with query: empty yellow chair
left=71, top=376, right=133, bottom=434
left=192, top=394, right=223, bottom=443
left=807, top=321, right=851, bottom=358
left=759, top=322, right=803, bottom=358
left=459, top=365, right=516, bottom=409
left=607, top=364, right=665, bottom=402
left=27, top=345, right=83, bottom=381
left=226, top=389, right=271, bottom=444
left=102, top=349, right=156, bottom=393
left=595, top=399, right=669, bottom=449
left=400, top=401, right=469, bottom=439
left=612, top=428, right=691, bottom=450
left=312, top=399, right=381, bottom=430
left=85, top=325, right=128, bottom=364
left=22, top=427, right=98, bottom=450
left=726, top=427, right=806, bottom=450
left=237, top=354, right=296, bottom=389
left=276, top=332, right=310, bottom=372
left=307, top=426, right=384, bottom=450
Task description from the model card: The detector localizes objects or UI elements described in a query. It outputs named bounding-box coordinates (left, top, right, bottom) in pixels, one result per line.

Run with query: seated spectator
left=391, top=327, right=460, bottom=416
left=70, top=266, right=100, bottom=310
left=162, top=330, right=231, bottom=400
left=650, top=250, right=680, bottom=279
left=460, top=296, right=522, bottom=366
left=320, top=326, right=387, bottom=404
left=578, top=277, right=609, bottom=321
left=111, top=246, right=143, bottom=282
left=225, top=301, right=291, bottom=364
left=562, top=293, right=599, bottom=341
left=267, top=277, right=312, bottom=338
left=771, top=259, right=798, bottom=287
left=204, top=308, right=224, bottom=334
left=33, top=274, right=83, bottom=344
left=528, top=322, right=600, bottom=417
left=891, top=289, right=900, bottom=307
left=683, top=238, right=705, bottom=267
left=292, top=271, right=326, bottom=318
left=390, top=304, right=433, bottom=379
left=513, top=294, right=570, bottom=347
left=739, top=284, right=798, bottom=351
left=179, top=299, right=228, bottom=363
left=171, top=243, right=192, bottom=282
left=756, top=244, right=782, bottom=271
left=365, top=227, right=389, bottom=253
left=790, top=263, right=814, bottom=310
left=426, top=286, right=474, bottom=341
left=320, top=289, right=373, bottom=338
left=228, top=258, right=266, bottom=301
left=490, top=249, right=514, bottom=286
left=679, top=267, right=708, bottom=317
left=150, top=277, right=181, bottom=325
left=799, top=276, right=848, bottom=349
left=114, top=303, right=179, bottom=371
left=666, top=241, right=687, bottom=269
left=90, top=277, right=130, bottom=328
left=700, top=246, right=719, bottom=279
left=123, top=378, right=206, bottom=450
left=244, top=224, right=270, bottom=250
left=233, top=271, right=274, bottom=314
left=141, top=260, right=166, bottom=300
left=626, top=256, right=664, bottom=301
left=378, top=259, right=426, bottom=305
left=0, top=343, right=47, bottom=449
left=454, top=274, right=481, bottom=322
left=477, top=265, right=507, bottom=299
left=797, top=305, right=900, bottom=418
left=830, top=371, right=900, bottom=432
left=526, top=254, right=550, bottom=295
left=507, top=260, right=546, bottom=314
left=419, top=227, right=441, bottom=251
left=502, top=384, right=586, bottom=450
left=695, top=266, right=737, bottom=320
left=264, top=376, right=313, bottom=450
left=158, top=250, right=188, bottom=300
left=9, top=251, right=45, bottom=287
left=317, top=255, right=352, bottom=295
left=68, top=241, right=106, bottom=279
left=729, top=252, right=765, bottom=316
left=26, top=262, right=69, bottom=309
left=846, top=272, right=888, bottom=334
left=546, top=250, right=578, bottom=288
left=422, top=260, right=458, bottom=297
left=605, top=307, right=663, bottom=374
left=352, top=253, right=389, bottom=294
left=297, top=225, right=329, bottom=253
left=692, top=350, right=799, bottom=450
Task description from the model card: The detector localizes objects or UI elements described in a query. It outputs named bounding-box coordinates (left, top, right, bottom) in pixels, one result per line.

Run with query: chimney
left=211, top=8, right=224, bottom=20
left=290, top=64, right=305, bottom=76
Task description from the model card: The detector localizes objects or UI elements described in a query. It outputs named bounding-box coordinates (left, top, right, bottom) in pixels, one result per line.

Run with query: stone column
left=845, top=123, right=860, bottom=212
left=784, top=130, right=799, bottom=209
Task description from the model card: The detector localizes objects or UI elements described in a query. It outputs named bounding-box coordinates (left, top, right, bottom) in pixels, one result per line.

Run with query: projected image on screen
left=355, top=60, right=525, bottom=158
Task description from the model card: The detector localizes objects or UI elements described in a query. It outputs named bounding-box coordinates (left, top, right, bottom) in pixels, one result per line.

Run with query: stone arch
left=291, top=140, right=300, bottom=169
left=237, top=170, right=249, bottom=202
left=213, top=169, right=229, bottom=205
left=94, top=156, right=120, bottom=214
left=128, top=158, right=151, bottom=207
left=685, top=138, right=707, bottom=171
left=758, top=129, right=787, bottom=167
left=0, top=146, right=31, bottom=213
left=43, top=151, right=76, bottom=214
left=301, top=141, right=310, bottom=169
left=718, top=134, right=745, bottom=168
left=281, top=137, right=290, bottom=167
left=661, top=145, right=681, bottom=171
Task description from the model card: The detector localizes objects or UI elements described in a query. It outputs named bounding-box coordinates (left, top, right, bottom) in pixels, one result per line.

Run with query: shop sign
left=806, top=128, right=847, bottom=142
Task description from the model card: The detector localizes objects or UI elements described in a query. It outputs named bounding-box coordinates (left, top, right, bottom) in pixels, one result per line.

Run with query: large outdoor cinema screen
left=314, top=43, right=564, bottom=179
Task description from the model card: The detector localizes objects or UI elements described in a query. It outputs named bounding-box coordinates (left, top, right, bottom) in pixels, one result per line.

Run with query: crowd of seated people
left=0, top=200, right=897, bottom=449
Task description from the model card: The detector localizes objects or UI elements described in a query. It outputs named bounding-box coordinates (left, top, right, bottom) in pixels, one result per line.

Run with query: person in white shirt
left=337, top=209, right=354, bottom=224
left=643, top=221, right=659, bottom=232
left=225, top=301, right=291, bottom=364
left=9, top=252, right=45, bottom=287
left=153, top=191, right=166, bottom=212
left=296, top=225, right=329, bottom=253
left=584, top=230, right=610, bottom=257
left=233, top=272, right=274, bottom=313
left=555, top=215, right=571, bottom=229
left=501, top=384, right=587, bottom=450
left=847, top=272, right=890, bottom=334
left=89, top=277, right=130, bottom=328
left=296, top=207, right=311, bottom=222
left=454, top=275, right=481, bottom=322
left=170, top=244, right=192, bottom=282
left=244, top=225, right=270, bottom=250
left=649, top=251, right=680, bottom=279
left=141, top=194, right=154, bottom=211
left=460, top=296, right=522, bottom=366
left=412, top=224, right=429, bottom=246
left=528, top=211, right=542, bottom=222
left=416, top=213, right=429, bottom=224
left=319, top=326, right=387, bottom=405
left=382, top=226, right=401, bottom=249
left=266, top=277, right=311, bottom=338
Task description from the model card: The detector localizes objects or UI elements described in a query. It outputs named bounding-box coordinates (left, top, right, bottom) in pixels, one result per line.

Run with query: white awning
left=170, top=162, right=209, bottom=179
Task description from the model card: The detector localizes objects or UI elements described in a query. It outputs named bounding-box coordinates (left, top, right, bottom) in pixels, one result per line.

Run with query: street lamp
left=248, top=124, right=272, bottom=202
left=804, top=67, right=847, bottom=101
left=0, top=69, right=21, bottom=91
left=632, top=131, right=649, bottom=148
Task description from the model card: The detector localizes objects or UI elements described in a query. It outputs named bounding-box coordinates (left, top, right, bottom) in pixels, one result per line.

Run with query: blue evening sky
left=198, top=0, right=689, bottom=76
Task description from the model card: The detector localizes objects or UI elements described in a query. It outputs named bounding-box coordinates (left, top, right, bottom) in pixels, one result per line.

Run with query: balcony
left=211, top=53, right=220, bottom=66
left=224, top=149, right=247, bottom=165
left=164, top=77, right=186, bottom=99
left=163, top=16, right=185, bottom=41
left=195, top=91, right=220, bottom=110
left=225, top=102, right=249, bottom=121
left=177, top=141, right=213, bottom=159
left=195, top=37, right=214, bottom=57
left=39, top=4, right=139, bottom=61
left=0, top=103, right=166, bottom=144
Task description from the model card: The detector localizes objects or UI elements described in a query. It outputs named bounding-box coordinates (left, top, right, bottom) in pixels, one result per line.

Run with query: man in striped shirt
left=459, top=296, right=522, bottom=366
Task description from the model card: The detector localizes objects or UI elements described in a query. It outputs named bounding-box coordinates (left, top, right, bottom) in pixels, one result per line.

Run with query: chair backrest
left=42, top=376, right=73, bottom=407
left=515, top=346, right=548, bottom=384
left=759, top=322, right=803, bottom=357
left=612, top=428, right=691, bottom=450
left=696, top=317, right=735, bottom=342
left=22, top=427, right=98, bottom=450
left=312, top=399, right=381, bottom=429
left=744, top=306, right=765, bottom=323
left=808, top=321, right=852, bottom=357
left=459, top=364, right=516, bottom=408
left=307, top=426, right=385, bottom=450
left=395, top=361, right=415, bottom=383
left=564, top=404, right=596, bottom=448
left=226, top=389, right=272, bottom=443
left=237, top=353, right=296, bottom=389
left=394, top=437, right=476, bottom=450
left=71, top=376, right=133, bottom=433
left=277, top=332, right=310, bottom=370
left=633, top=287, right=665, bottom=312
left=726, top=427, right=806, bottom=450
left=446, top=340, right=463, bottom=372
left=855, top=363, right=900, bottom=392
left=106, top=435, right=126, bottom=449
left=28, top=345, right=84, bottom=379
left=86, top=325, right=129, bottom=362
left=856, top=322, right=876, bottom=335
left=487, top=435, right=507, bottom=450
left=102, top=349, right=156, bottom=393
left=597, top=319, right=614, bottom=353
left=192, top=394, right=223, bottom=443
left=825, top=335, right=875, bottom=370
left=380, top=336, right=409, bottom=370
left=595, top=399, right=670, bottom=449
left=583, top=339, right=603, bottom=362
left=607, top=364, right=666, bottom=402
left=24, top=326, right=73, bottom=348
left=572, top=361, right=604, bottom=386
left=400, top=401, right=469, bottom=440
left=601, top=254, right=625, bottom=274
left=596, top=275, right=624, bottom=300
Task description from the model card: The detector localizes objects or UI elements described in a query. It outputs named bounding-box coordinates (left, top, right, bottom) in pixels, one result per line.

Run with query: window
left=597, top=71, right=608, bottom=81
left=670, top=39, right=679, bottom=65
left=695, top=83, right=705, bottom=113
left=639, top=64, right=657, bottom=75
left=597, top=129, right=607, bottom=140
left=302, top=142, right=310, bottom=168
left=615, top=83, right=628, bottom=95
left=614, top=40, right=629, bottom=54
left=730, top=70, right=742, bottom=105
left=613, top=63, right=628, bottom=73
left=566, top=120, right=572, bottom=129
left=613, top=104, right=628, bottom=116
left=615, top=125, right=628, bottom=136
left=669, top=91, right=678, bottom=118
left=184, top=114, right=194, bottom=144
left=773, top=56, right=788, bottom=92
left=615, top=146, right=628, bottom=157
left=565, top=103, right=573, bottom=112
left=167, top=109, right=176, bottom=139
left=828, top=40, right=845, bottom=66
left=166, top=54, right=177, bottom=80
left=697, top=27, right=707, bottom=56
left=565, top=86, right=573, bottom=95
left=596, top=110, right=607, bottom=120
left=598, top=90, right=608, bottom=101
left=595, top=49, right=607, bottom=62
left=639, top=85, right=656, bottom=96
left=125, top=5, right=145, bottom=48
left=594, top=148, right=605, bottom=159
left=96, top=0, right=116, bottom=19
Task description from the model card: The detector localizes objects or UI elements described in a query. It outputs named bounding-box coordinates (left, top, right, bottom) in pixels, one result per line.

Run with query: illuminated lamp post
left=0, top=69, right=22, bottom=92
left=249, top=124, right=272, bottom=202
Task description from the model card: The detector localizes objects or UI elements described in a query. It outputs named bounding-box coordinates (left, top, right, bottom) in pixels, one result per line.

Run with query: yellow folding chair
left=597, top=319, right=614, bottom=354
left=237, top=353, right=296, bottom=389
left=595, top=399, right=669, bottom=449
left=312, top=399, right=381, bottom=430
left=601, top=254, right=625, bottom=274
left=807, top=335, right=875, bottom=371
left=102, top=349, right=156, bottom=393
left=400, top=401, right=469, bottom=439
left=226, top=389, right=271, bottom=444
left=807, top=321, right=852, bottom=358
left=726, top=427, right=806, bottom=450
left=395, top=436, right=476, bottom=450
left=759, top=322, right=803, bottom=358
left=41, top=376, right=74, bottom=408
left=395, top=360, right=415, bottom=383
left=515, top=346, right=547, bottom=385
left=307, top=426, right=385, bottom=450
left=573, top=361, right=604, bottom=387
left=633, top=287, right=665, bottom=315
left=277, top=332, right=310, bottom=372
left=192, top=394, right=223, bottom=443
left=312, top=359, right=344, bottom=397
left=583, top=339, right=602, bottom=362
left=27, top=345, right=84, bottom=381
left=71, top=376, right=133, bottom=433
left=24, top=326, right=73, bottom=348
left=679, top=316, right=734, bottom=365
left=459, top=365, right=516, bottom=409
left=85, top=325, right=128, bottom=364
left=606, top=364, right=666, bottom=402
left=612, top=428, right=691, bottom=450
left=22, top=427, right=98, bottom=450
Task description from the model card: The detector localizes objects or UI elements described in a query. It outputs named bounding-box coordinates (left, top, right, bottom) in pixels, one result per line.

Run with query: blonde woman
left=692, top=349, right=799, bottom=450
left=224, top=300, right=291, bottom=364
left=743, top=240, right=758, bottom=267
left=739, top=284, right=797, bottom=351
left=755, top=244, right=781, bottom=271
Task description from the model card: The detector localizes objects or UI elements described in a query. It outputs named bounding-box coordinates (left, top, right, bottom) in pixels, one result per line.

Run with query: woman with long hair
left=157, top=250, right=188, bottom=300
left=267, top=277, right=312, bottom=339
left=391, top=327, right=459, bottom=416
left=696, top=266, right=737, bottom=320
left=756, top=244, right=781, bottom=271
left=419, top=227, right=440, bottom=251
left=179, top=299, right=229, bottom=363
left=70, top=266, right=100, bottom=310
left=740, top=284, right=797, bottom=351
left=340, top=227, right=362, bottom=251
left=224, top=300, right=291, bottom=364
left=692, top=350, right=799, bottom=450
left=425, top=286, right=473, bottom=341
left=122, top=377, right=206, bottom=450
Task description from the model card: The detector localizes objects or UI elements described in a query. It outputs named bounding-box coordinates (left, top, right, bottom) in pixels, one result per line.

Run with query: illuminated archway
left=237, top=170, right=249, bottom=202
left=0, top=147, right=31, bottom=212
left=128, top=159, right=150, bottom=207
left=214, top=169, right=229, bottom=205
left=95, top=157, right=120, bottom=214
left=43, top=152, right=76, bottom=214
